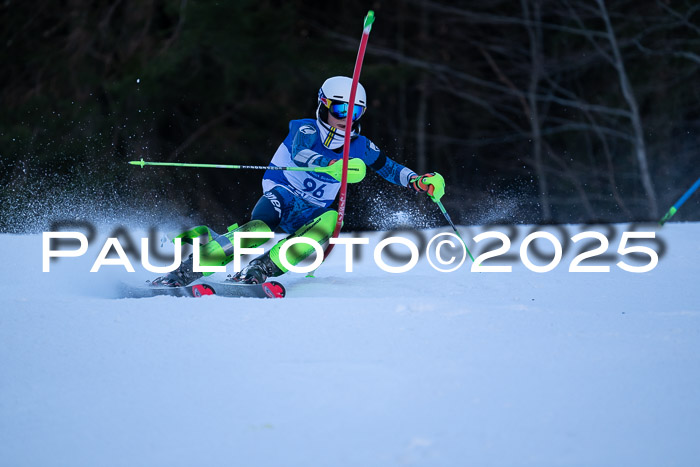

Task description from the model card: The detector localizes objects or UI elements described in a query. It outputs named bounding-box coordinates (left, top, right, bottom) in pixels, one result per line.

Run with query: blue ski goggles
left=326, top=101, right=365, bottom=122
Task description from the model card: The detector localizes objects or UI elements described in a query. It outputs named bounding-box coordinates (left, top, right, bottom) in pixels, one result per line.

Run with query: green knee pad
left=268, top=210, right=339, bottom=273
left=177, top=220, right=272, bottom=272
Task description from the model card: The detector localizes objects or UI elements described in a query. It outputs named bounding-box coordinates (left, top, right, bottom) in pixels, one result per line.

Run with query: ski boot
left=150, top=254, right=203, bottom=287
left=231, top=253, right=283, bottom=285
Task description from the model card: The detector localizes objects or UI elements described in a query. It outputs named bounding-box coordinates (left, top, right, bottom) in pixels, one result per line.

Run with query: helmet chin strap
left=316, top=105, right=360, bottom=150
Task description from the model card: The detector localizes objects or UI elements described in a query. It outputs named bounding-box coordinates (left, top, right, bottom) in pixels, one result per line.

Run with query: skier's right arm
left=290, top=125, right=335, bottom=168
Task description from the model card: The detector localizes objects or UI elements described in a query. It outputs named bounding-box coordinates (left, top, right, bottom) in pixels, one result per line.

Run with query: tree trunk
left=596, top=0, right=658, bottom=217
left=523, top=0, right=551, bottom=221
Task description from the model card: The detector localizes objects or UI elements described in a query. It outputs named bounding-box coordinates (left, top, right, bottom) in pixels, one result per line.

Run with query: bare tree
left=522, top=0, right=551, bottom=220
left=594, top=0, right=658, bottom=216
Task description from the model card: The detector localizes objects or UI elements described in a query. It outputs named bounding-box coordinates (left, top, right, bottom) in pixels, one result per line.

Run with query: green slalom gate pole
left=435, top=200, right=476, bottom=263
left=659, top=176, right=700, bottom=225
left=128, top=158, right=366, bottom=183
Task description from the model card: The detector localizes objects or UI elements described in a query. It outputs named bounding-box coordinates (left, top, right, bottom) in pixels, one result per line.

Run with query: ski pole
left=128, top=158, right=365, bottom=183
left=659, top=176, right=700, bottom=225
left=435, top=200, right=475, bottom=263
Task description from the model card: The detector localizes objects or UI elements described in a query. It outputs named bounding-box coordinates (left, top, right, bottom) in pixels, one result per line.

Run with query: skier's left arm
left=362, top=140, right=445, bottom=202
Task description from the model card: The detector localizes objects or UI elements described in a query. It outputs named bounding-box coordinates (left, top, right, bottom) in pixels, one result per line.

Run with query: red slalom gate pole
left=321, top=11, right=375, bottom=263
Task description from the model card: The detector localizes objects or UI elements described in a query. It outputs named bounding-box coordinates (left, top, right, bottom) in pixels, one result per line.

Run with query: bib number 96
left=302, top=178, right=327, bottom=198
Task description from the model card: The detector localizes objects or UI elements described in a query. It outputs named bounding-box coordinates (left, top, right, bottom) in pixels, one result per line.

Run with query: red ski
left=120, top=280, right=286, bottom=299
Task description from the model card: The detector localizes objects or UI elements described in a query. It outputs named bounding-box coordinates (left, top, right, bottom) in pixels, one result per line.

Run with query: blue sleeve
left=290, top=124, right=335, bottom=168
left=361, top=138, right=417, bottom=187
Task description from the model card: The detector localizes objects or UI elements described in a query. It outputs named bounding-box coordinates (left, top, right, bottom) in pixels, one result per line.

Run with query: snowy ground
left=1, top=222, right=699, bottom=466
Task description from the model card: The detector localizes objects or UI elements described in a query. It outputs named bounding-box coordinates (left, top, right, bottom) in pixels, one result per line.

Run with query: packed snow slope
left=1, top=222, right=699, bottom=466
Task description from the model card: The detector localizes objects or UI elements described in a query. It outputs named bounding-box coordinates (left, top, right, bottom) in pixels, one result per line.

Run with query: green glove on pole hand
left=128, top=158, right=366, bottom=184
left=423, top=173, right=446, bottom=202
left=409, top=171, right=473, bottom=261
left=410, top=172, right=446, bottom=202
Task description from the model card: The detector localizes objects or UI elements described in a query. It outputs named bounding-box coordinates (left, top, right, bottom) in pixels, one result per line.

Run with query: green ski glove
left=409, top=172, right=445, bottom=202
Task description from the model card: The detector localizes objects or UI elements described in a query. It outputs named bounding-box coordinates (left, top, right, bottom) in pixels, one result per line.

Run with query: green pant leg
left=199, top=220, right=272, bottom=270
left=267, top=210, right=339, bottom=274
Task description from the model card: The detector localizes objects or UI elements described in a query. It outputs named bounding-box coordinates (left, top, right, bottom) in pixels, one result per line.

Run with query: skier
left=151, top=76, right=445, bottom=287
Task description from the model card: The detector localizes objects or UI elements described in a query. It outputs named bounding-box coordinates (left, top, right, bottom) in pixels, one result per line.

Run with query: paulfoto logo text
left=42, top=226, right=662, bottom=274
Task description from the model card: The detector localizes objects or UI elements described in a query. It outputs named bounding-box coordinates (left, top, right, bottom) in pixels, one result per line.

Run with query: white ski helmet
left=317, top=76, right=367, bottom=123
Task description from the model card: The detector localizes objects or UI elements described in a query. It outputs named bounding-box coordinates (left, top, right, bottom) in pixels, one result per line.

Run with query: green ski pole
left=435, top=200, right=475, bottom=263
left=128, top=158, right=366, bottom=183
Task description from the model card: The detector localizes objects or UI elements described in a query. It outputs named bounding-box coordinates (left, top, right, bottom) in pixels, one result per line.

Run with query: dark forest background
left=1, top=0, right=699, bottom=233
